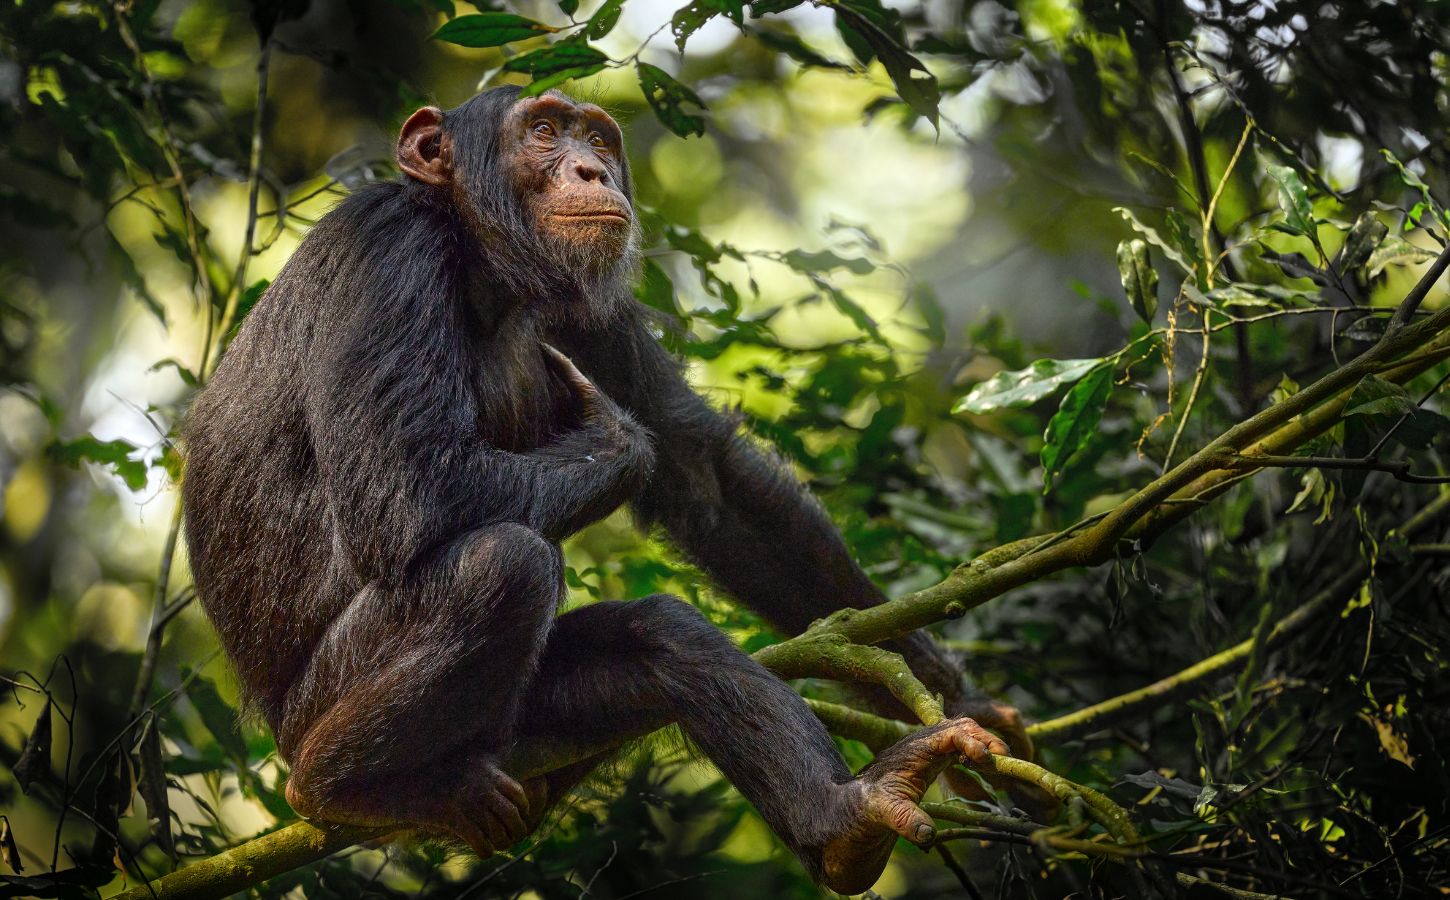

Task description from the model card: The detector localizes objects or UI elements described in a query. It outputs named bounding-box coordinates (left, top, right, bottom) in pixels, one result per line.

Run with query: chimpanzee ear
left=397, top=107, right=452, bottom=186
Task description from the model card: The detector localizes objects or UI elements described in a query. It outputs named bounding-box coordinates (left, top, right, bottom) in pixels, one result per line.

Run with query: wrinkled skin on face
left=497, top=95, right=636, bottom=271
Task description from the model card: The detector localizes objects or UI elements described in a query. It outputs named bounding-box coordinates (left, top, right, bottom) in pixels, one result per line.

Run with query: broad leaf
left=1116, top=238, right=1158, bottom=323
left=834, top=0, right=938, bottom=126
left=432, top=13, right=557, bottom=48
left=1041, top=364, right=1113, bottom=490
left=1262, top=157, right=1316, bottom=238
left=954, top=358, right=1104, bottom=414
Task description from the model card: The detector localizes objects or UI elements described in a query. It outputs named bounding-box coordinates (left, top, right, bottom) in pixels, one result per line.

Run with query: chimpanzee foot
left=820, top=717, right=1009, bottom=895
left=442, top=756, right=547, bottom=858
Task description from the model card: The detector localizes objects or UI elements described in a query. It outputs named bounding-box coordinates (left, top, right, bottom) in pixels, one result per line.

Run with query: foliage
left=2, top=1, right=1450, bottom=898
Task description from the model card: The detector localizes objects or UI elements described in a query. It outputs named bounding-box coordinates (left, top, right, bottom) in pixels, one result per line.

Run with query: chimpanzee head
left=395, top=86, right=640, bottom=320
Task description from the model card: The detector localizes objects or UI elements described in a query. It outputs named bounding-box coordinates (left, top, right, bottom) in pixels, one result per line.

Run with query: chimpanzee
left=181, top=85, right=1026, bottom=893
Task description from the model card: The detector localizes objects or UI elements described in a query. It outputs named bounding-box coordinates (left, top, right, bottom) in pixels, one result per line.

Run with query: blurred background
left=3, top=0, right=1450, bottom=897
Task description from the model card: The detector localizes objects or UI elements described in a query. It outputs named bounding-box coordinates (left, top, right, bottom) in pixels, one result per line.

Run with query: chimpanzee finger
left=958, top=699, right=1034, bottom=761
left=491, top=771, right=528, bottom=810
left=872, top=795, right=937, bottom=847
left=453, top=820, right=496, bottom=859
left=539, top=343, right=601, bottom=414
left=487, top=787, right=529, bottom=845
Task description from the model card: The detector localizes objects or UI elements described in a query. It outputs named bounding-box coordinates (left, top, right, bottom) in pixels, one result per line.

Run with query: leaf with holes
left=672, top=0, right=744, bottom=50
left=638, top=63, right=707, bottom=137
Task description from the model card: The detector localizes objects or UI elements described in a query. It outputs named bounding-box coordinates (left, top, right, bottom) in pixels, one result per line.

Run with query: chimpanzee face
left=498, top=94, right=635, bottom=267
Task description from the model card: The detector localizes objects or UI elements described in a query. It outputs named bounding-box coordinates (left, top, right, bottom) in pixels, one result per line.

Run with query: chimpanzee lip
left=553, top=210, right=629, bottom=221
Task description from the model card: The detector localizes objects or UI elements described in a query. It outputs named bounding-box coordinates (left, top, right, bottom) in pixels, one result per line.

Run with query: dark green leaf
left=1041, top=364, right=1113, bottom=490
left=637, top=63, right=707, bottom=137
left=504, top=42, right=609, bottom=76
left=635, top=258, right=683, bottom=323
left=1345, top=375, right=1413, bottom=418
left=586, top=0, right=625, bottom=38
left=751, top=28, right=848, bottom=69
left=833, top=1, right=938, bottom=126
left=431, top=13, right=557, bottom=47
left=1339, top=212, right=1388, bottom=273
left=12, top=699, right=52, bottom=794
left=1116, top=238, right=1158, bottom=323
left=137, top=715, right=175, bottom=860
left=751, top=0, right=804, bottom=13
left=184, top=675, right=248, bottom=765
left=558, top=0, right=579, bottom=16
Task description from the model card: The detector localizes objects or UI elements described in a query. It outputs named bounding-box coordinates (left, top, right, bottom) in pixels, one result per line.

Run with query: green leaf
left=1262, top=157, right=1316, bottom=238
left=558, top=0, right=579, bottom=16
left=637, top=63, right=707, bottom=137
left=809, top=275, right=881, bottom=339
left=586, top=0, right=625, bottom=38
left=635, top=257, right=683, bottom=323
left=672, top=0, right=745, bottom=50
left=1367, top=237, right=1438, bottom=278
left=1116, top=238, right=1158, bottom=323
left=1041, top=364, right=1113, bottom=491
left=781, top=248, right=874, bottom=275
left=833, top=1, right=939, bottom=126
left=1115, top=207, right=1194, bottom=273
left=48, top=435, right=148, bottom=490
left=911, top=282, right=945, bottom=346
left=954, top=358, right=1104, bottom=415
left=504, top=42, right=609, bottom=76
left=751, top=28, right=848, bottom=69
left=431, top=13, right=557, bottom=48
left=149, top=357, right=199, bottom=387
left=505, top=42, right=610, bottom=95
left=1344, top=375, right=1413, bottom=418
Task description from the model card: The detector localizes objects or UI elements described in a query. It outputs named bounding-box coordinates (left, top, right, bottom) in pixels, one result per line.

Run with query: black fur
left=181, top=85, right=966, bottom=880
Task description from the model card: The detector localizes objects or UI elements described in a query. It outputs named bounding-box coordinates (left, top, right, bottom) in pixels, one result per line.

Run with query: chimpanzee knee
left=449, top=522, right=563, bottom=610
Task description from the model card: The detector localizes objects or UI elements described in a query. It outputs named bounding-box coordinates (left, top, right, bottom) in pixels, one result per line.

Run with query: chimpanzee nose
left=572, top=155, right=606, bottom=184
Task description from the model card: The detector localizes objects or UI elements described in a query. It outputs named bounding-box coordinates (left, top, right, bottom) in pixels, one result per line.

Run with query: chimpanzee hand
left=541, top=343, right=648, bottom=450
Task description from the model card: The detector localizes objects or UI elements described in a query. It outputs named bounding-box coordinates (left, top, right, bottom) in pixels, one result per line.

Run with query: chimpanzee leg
left=512, top=596, right=1010, bottom=891
left=278, top=523, right=561, bottom=851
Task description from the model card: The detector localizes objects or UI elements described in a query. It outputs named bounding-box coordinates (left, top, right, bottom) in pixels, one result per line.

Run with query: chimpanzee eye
left=532, top=120, right=556, bottom=139
left=588, top=133, right=607, bottom=149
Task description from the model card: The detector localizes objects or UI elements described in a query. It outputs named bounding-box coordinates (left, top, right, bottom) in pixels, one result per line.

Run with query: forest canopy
left=2, top=0, right=1450, bottom=898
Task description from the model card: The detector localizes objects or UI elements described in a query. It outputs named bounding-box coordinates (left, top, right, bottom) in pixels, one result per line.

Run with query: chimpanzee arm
left=305, top=300, right=651, bottom=582
left=551, top=312, right=966, bottom=708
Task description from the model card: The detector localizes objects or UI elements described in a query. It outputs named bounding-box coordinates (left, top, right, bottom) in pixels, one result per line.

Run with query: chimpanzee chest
left=471, top=348, right=583, bottom=454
